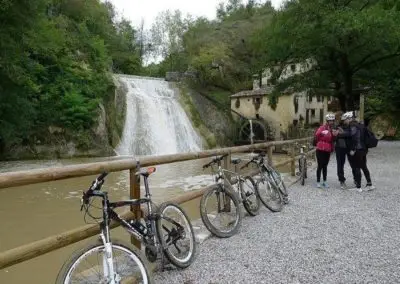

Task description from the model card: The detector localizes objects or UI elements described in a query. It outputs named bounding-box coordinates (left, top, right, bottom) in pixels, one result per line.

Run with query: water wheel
left=239, top=120, right=267, bottom=144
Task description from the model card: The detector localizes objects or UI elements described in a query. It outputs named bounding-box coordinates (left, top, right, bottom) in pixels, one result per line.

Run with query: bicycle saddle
left=231, top=158, right=242, bottom=165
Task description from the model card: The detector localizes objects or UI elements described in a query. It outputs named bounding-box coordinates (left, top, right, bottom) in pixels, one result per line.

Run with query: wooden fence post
left=267, top=146, right=273, bottom=167
left=359, top=93, right=365, bottom=123
left=290, top=144, right=296, bottom=176
left=223, top=153, right=231, bottom=212
left=130, top=162, right=141, bottom=249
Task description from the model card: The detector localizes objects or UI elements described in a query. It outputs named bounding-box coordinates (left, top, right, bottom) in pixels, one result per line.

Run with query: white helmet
left=341, top=111, right=354, bottom=120
left=325, top=113, right=335, bottom=121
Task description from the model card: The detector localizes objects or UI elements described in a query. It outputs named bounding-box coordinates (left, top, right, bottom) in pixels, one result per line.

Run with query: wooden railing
left=0, top=137, right=314, bottom=270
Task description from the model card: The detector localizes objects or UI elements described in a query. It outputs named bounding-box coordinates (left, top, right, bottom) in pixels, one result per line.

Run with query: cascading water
left=115, top=75, right=202, bottom=156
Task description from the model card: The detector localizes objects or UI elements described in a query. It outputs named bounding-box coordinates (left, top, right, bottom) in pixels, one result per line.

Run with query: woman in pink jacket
left=315, top=113, right=338, bottom=188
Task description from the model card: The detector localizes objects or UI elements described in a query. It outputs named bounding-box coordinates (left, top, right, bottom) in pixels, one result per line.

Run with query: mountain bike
left=200, top=154, right=244, bottom=238
left=241, top=151, right=286, bottom=212
left=56, top=169, right=196, bottom=284
left=296, top=144, right=312, bottom=186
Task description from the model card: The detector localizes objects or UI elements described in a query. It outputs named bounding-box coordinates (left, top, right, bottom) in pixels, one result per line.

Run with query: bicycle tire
left=240, top=176, right=260, bottom=216
left=267, top=166, right=289, bottom=203
left=56, top=239, right=153, bottom=284
left=255, top=173, right=283, bottom=212
left=200, top=184, right=243, bottom=238
left=156, top=202, right=197, bottom=268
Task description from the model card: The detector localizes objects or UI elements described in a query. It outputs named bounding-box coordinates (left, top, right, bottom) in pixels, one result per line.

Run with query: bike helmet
left=325, top=113, right=335, bottom=121
left=341, top=111, right=354, bottom=120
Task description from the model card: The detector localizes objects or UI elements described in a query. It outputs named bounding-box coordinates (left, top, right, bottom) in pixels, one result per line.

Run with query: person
left=341, top=111, right=375, bottom=192
left=335, top=115, right=352, bottom=189
left=314, top=113, right=337, bottom=188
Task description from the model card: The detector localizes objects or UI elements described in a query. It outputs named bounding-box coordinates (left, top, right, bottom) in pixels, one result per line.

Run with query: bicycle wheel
left=300, top=157, right=306, bottom=186
left=240, top=176, right=260, bottom=216
left=56, top=239, right=152, bottom=284
left=268, top=166, right=289, bottom=204
left=200, top=184, right=243, bottom=238
left=156, top=202, right=196, bottom=268
left=255, top=173, right=283, bottom=212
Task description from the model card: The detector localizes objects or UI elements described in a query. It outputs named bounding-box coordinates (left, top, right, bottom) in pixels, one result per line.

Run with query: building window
left=253, top=97, right=262, bottom=110
left=311, top=109, right=316, bottom=117
left=293, top=95, right=299, bottom=114
left=235, top=98, right=240, bottom=109
left=308, top=94, right=313, bottom=102
left=291, top=64, right=296, bottom=72
left=317, top=95, right=321, bottom=102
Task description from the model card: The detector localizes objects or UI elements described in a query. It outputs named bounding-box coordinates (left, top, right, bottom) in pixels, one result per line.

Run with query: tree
left=149, top=10, right=193, bottom=71
left=179, top=2, right=274, bottom=91
left=0, top=0, right=143, bottom=152
left=253, top=0, right=400, bottom=111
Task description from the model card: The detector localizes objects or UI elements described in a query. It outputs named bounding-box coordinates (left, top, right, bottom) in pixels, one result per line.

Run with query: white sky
left=108, top=0, right=284, bottom=29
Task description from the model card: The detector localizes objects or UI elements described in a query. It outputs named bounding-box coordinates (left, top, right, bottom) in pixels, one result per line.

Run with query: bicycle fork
left=100, top=231, right=120, bottom=284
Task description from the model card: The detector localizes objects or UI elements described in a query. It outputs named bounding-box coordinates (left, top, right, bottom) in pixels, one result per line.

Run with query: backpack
left=359, top=123, right=378, bottom=148
left=364, top=127, right=378, bottom=148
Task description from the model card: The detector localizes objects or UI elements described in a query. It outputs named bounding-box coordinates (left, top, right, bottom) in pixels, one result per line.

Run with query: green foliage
left=0, top=0, right=142, bottom=150
left=253, top=0, right=400, bottom=111
left=143, top=1, right=274, bottom=94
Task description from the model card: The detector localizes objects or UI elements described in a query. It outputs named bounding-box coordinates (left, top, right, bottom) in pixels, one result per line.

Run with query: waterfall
left=115, top=75, right=202, bottom=156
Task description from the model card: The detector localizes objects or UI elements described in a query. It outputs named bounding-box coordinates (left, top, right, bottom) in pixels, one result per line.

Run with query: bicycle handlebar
left=81, top=172, right=109, bottom=209
left=202, top=153, right=229, bottom=169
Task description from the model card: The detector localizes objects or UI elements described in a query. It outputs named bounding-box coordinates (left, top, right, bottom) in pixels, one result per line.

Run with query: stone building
left=231, top=60, right=332, bottom=141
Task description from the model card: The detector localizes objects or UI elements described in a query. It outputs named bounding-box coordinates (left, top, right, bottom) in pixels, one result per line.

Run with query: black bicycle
left=200, top=154, right=244, bottom=238
left=241, top=151, right=287, bottom=212
left=57, top=168, right=196, bottom=284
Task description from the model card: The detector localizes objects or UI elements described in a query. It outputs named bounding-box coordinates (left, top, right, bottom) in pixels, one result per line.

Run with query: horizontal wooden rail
left=0, top=138, right=311, bottom=190
left=0, top=186, right=212, bottom=270
left=0, top=137, right=312, bottom=270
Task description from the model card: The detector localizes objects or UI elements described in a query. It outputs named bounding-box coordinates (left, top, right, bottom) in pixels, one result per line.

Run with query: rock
left=165, top=72, right=182, bottom=82
left=48, top=125, right=63, bottom=134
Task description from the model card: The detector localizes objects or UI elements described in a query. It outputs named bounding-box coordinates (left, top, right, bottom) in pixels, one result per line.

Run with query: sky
left=108, top=0, right=284, bottom=29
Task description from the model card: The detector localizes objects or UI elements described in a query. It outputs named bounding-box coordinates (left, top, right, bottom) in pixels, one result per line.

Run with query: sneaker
left=365, top=184, right=376, bottom=191
left=340, top=182, right=347, bottom=190
left=348, top=187, right=363, bottom=192
left=317, top=182, right=322, bottom=188
left=322, top=181, right=329, bottom=188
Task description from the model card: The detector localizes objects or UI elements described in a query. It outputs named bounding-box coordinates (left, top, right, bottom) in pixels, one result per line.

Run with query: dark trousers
left=316, top=150, right=331, bottom=182
left=335, top=148, right=347, bottom=183
left=348, top=150, right=371, bottom=188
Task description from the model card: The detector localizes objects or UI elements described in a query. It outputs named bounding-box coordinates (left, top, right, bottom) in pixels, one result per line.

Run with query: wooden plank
left=291, top=145, right=296, bottom=176
left=0, top=138, right=311, bottom=190
left=267, top=146, right=273, bottom=167
left=359, top=93, right=365, bottom=123
left=130, top=167, right=141, bottom=249
left=223, top=154, right=231, bottom=212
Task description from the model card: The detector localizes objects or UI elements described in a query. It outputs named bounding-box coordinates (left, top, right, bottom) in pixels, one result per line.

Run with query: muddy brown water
left=0, top=154, right=291, bottom=283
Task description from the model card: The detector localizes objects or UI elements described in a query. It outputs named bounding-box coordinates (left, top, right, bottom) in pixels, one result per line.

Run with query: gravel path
left=154, top=141, right=400, bottom=284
